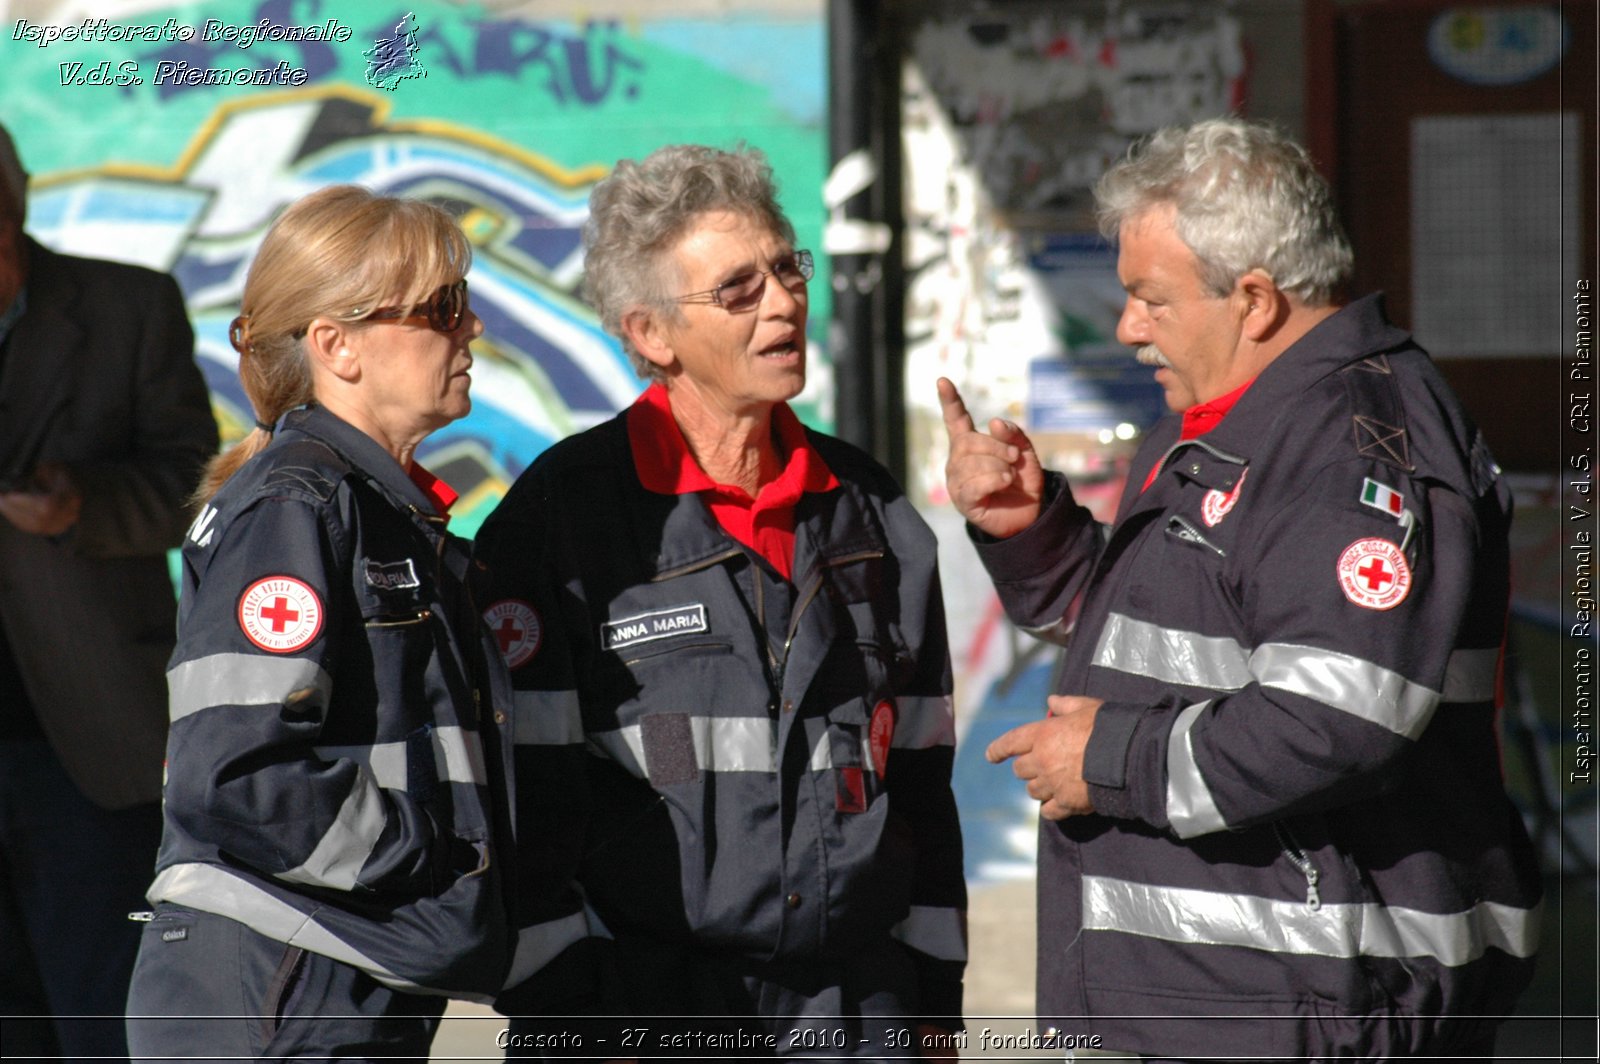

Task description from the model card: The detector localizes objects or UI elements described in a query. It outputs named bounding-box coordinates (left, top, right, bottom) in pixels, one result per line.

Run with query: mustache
left=1135, top=345, right=1172, bottom=368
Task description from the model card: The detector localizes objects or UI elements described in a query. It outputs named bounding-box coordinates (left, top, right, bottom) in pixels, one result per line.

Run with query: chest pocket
left=358, top=555, right=432, bottom=627
left=1124, top=445, right=1247, bottom=625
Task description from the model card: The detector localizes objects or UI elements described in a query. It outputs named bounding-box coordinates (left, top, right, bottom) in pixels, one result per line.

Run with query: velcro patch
left=641, top=713, right=699, bottom=786
left=601, top=603, right=708, bottom=651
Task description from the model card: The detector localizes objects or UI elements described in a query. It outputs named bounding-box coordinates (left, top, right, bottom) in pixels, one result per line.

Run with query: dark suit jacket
left=0, top=238, right=217, bottom=809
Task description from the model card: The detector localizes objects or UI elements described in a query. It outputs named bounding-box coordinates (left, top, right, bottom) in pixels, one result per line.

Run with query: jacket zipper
left=365, top=609, right=433, bottom=628
left=776, top=549, right=885, bottom=690
left=1165, top=514, right=1226, bottom=556
left=1274, top=823, right=1323, bottom=911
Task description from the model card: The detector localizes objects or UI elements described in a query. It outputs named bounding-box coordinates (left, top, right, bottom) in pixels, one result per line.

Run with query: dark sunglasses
left=673, top=250, right=813, bottom=312
left=362, top=279, right=470, bottom=333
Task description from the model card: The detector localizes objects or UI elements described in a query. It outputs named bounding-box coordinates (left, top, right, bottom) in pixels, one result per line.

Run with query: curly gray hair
left=581, top=143, right=796, bottom=380
left=1095, top=118, right=1353, bottom=307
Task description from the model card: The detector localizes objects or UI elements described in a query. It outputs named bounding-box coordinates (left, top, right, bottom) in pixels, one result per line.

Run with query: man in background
left=941, top=117, right=1542, bottom=1059
left=0, top=121, right=216, bottom=1061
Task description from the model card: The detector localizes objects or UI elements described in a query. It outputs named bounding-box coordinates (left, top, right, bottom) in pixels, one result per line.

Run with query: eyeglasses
left=673, top=250, right=813, bottom=312
left=362, top=279, right=470, bottom=333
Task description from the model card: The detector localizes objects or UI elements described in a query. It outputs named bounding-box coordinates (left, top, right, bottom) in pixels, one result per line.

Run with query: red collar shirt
left=626, top=382, right=838, bottom=581
left=1142, top=378, right=1255, bottom=492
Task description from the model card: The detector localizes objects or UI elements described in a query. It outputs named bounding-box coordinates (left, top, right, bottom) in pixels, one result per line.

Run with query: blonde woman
left=126, top=186, right=516, bottom=1062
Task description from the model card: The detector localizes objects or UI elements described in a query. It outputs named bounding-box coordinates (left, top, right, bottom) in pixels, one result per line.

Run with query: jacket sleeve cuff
left=969, top=472, right=1093, bottom=585
left=1083, top=695, right=1182, bottom=824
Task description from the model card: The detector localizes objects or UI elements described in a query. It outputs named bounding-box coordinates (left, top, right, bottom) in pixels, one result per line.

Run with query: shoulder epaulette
left=258, top=439, right=348, bottom=502
left=1340, top=355, right=1414, bottom=472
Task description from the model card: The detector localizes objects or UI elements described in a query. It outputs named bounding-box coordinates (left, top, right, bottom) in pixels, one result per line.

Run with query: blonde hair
left=196, top=185, right=471, bottom=504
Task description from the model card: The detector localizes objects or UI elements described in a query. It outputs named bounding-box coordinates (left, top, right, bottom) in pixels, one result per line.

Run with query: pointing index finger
left=937, top=377, right=976, bottom=438
left=985, top=720, right=1036, bottom=764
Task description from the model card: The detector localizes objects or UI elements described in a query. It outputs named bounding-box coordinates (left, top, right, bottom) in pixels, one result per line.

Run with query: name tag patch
left=364, top=558, right=420, bottom=591
left=602, top=603, right=708, bottom=651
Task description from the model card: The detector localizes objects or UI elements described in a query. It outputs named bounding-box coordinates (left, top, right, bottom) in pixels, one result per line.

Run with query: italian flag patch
left=1361, top=477, right=1404, bottom=518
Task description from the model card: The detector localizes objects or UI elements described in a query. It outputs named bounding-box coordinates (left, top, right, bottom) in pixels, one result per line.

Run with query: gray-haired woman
left=477, top=144, right=967, bottom=1060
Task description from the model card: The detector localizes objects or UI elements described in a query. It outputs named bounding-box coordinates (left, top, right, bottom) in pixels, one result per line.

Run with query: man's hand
left=985, top=695, right=1103, bottom=820
left=0, top=461, right=82, bottom=537
left=937, top=377, right=1045, bottom=539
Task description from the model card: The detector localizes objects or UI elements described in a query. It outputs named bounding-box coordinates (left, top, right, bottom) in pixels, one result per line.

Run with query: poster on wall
left=0, top=0, right=828, bottom=534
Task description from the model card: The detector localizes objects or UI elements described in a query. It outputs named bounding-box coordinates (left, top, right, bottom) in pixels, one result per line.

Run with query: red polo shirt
left=627, top=382, right=838, bottom=581
left=408, top=463, right=459, bottom=520
left=1142, top=379, right=1254, bottom=492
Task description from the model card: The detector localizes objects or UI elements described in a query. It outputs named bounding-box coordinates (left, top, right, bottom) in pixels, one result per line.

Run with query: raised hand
left=937, top=377, right=1045, bottom=539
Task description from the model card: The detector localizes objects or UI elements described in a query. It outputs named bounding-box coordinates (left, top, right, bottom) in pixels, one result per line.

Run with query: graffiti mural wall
left=0, top=0, right=828, bottom=533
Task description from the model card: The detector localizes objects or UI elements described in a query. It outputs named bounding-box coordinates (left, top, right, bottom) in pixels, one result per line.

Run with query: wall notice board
left=1308, top=0, right=1594, bottom=472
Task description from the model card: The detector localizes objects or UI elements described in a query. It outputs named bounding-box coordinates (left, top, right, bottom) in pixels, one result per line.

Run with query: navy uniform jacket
left=475, top=407, right=967, bottom=1020
left=976, top=295, right=1542, bottom=1058
left=147, top=404, right=516, bottom=1000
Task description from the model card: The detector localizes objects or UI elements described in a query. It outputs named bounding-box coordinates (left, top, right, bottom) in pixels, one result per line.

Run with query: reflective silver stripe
left=1441, top=647, right=1500, bottom=703
left=314, top=726, right=487, bottom=791
left=312, top=741, right=406, bottom=789
left=504, top=912, right=589, bottom=988
left=433, top=726, right=488, bottom=787
left=166, top=653, right=332, bottom=723
left=1250, top=643, right=1439, bottom=739
left=889, top=904, right=967, bottom=962
left=1361, top=898, right=1541, bottom=964
left=587, top=725, right=646, bottom=776
left=589, top=716, right=778, bottom=777
left=512, top=690, right=584, bottom=746
left=1165, top=701, right=1226, bottom=838
left=1096, top=614, right=1462, bottom=737
left=144, top=862, right=445, bottom=998
left=1094, top=613, right=1253, bottom=691
left=1082, top=875, right=1540, bottom=965
left=592, top=717, right=878, bottom=777
left=275, top=768, right=386, bottom=891
left=892, top=695, right=957, bottom=749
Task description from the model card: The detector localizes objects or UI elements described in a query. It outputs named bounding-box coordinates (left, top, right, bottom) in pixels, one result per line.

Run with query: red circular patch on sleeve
left=1336, top=538, right=1412, bottom=610
left=238, top=576, right=324, bottom=652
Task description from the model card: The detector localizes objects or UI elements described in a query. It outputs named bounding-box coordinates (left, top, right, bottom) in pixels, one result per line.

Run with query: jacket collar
left=598, top=412, right=885, bottom=583
left=277, top=404, right=451, bottom=521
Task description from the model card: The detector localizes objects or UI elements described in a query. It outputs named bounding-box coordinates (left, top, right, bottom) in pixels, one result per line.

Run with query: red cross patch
left=484, top=599, right=542, bottom=668
left=1336, top=538, right=1412, bottom=610
left=238, top=576, right=323, bottom=653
